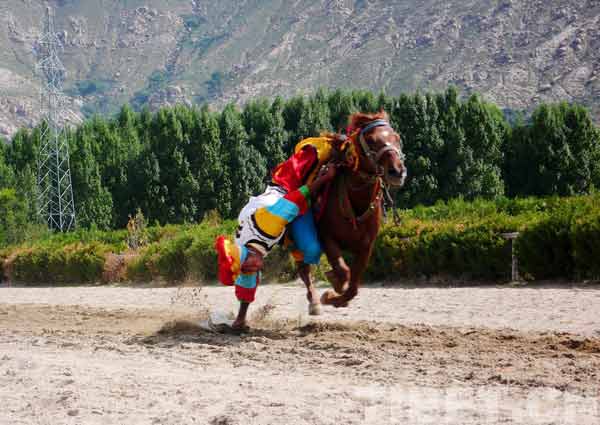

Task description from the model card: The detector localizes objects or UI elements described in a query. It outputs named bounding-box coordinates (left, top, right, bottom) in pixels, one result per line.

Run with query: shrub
left=8, top=242, right=108, bottom=285
left=4, top=195, right=600, bottom=285
left=127, top=219, right=238, bottom=283
left=147, top=234, right=195, bottom=282
left=399, top=225, right=508, bottom=279
left=516, top=213, right=575, bottom=280
left=571, top=213, right=600, bottom=279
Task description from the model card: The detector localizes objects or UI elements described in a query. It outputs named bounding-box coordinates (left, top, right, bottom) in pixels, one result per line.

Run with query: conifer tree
left=0, top=142, right=15, bottom=188
left=110, top=105, right=142, bottom=226
left=0, top=188, right=28, bottom=246
left=242, top=98, right=286, bottom=171
left=69, top=127, right=113, bottom=229
left=220, top=103, right=267, bottom=216
left=456, top=94, right=505, bottom=199
left=190, top=105, right=228, bottom=218
left=282, top=95, right=307, bottom=152
left=328, top=89, right=357, bottom=132
left=296, top=89, right=332, bottom=141
left=146, top=107, right=199, bottom=223
left=394, top=92, right=440, bottom=206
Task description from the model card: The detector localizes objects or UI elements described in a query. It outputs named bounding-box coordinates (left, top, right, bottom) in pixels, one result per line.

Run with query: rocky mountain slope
left=1, top=0, right=599, bottom=138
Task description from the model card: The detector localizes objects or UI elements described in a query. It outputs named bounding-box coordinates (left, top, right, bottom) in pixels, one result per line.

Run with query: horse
left=297, top=111, right=407, bottom=313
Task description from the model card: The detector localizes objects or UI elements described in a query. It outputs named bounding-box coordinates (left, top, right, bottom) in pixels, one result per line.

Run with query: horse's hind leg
left=297, top=262, right=321, bottom=316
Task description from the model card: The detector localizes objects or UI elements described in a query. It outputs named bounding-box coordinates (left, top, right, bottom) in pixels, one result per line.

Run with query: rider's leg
left=218, top=165, right=338, bottom=328
left=223, top=186, right=313, bottom=329
left=232, top=270, right=260, bottom=329
left=289, top=210, right=322, bottom=312
left=290, top=210, right=322, bottom=265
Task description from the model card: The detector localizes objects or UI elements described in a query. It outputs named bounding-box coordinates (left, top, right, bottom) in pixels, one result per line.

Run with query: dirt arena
left=1, top=284, right=600, bottom=424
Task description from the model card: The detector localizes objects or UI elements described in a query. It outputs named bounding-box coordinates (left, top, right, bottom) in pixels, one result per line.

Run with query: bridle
left=355, top=119, right=405, bottom=176
left=337, top=119, right=405, bottom=226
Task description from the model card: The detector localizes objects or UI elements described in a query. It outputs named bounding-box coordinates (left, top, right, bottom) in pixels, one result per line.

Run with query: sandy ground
left=1, top=283, right=600, bottom=424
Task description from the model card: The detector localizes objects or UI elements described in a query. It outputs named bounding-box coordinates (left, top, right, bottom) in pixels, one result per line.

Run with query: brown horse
left=298, top=111, right=406, bottom=312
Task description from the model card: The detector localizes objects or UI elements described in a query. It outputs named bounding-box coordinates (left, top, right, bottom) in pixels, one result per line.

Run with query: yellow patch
left=294, top=135, right=360, bottom=180
left=224, top=238, right=241, bottom=275
left=294, top=137, right=335, bottom=185
left=295, top=137, right=334, bottom=157
left=254, top=208, right=288, bottom=238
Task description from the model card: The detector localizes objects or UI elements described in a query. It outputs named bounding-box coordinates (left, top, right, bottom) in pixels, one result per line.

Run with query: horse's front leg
left=322, top=240, right=374, bottom=308
left=338, top=241, right=374, bottom=306
left=296, top=262, right=321, bottom=315
left=320, top=236, right=351, bottom=307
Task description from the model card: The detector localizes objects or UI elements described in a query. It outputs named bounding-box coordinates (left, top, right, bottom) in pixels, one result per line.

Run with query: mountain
left=1, top=0, right=599, bottom=138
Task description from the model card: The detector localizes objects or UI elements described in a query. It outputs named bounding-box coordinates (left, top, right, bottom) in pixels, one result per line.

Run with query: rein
left=337, top=171, right=383, bottom=229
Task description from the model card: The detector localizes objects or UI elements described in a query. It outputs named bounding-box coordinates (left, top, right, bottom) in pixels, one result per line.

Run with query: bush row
left=4, top=242, right=110, bottom=284
left=2, top=195, right=599, bottom=285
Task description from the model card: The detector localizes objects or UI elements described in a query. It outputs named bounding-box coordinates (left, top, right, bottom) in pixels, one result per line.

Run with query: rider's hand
left=316, top=163, right=338, bottom=183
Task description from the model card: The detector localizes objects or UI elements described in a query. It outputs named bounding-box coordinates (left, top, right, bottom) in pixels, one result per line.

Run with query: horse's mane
left=317, top=111, right=390, bottom=152
left=347, top=111, right=389, bottom=133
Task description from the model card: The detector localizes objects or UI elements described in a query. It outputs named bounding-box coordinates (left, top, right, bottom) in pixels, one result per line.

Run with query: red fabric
left=271, top=146, right=318, bottom=192
left=214, top=236, right=236, bottom=286
left=283, top=185, right=310, bottom=216
left=235, top=275, right=260, bottom=303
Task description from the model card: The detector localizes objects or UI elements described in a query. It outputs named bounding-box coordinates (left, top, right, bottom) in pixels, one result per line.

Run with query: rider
left=215, top=135, right=348, bottom=330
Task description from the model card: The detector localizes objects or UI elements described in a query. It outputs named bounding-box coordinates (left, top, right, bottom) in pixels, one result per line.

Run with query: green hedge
left=2, top=195, right=600, bottom=285
left=8, top=242, right=109, bottom=285
left=572, top=212, right=600, bottom=278
left=126, top=220, right=238, bottom=283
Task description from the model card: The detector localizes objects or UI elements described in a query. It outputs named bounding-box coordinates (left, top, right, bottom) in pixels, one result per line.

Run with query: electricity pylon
left=35, top=5, right=76, bottom=231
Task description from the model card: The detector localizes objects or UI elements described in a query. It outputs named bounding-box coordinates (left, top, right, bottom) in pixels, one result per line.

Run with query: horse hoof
left=308, top=302, right=322, bottom=316
left=325, top=270, right=348, bottom=294
left=320, top=289, right=337, bottom=305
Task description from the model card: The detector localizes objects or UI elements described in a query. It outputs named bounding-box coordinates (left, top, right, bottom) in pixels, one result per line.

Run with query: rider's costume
left=215, top=136, right=340, bottom=303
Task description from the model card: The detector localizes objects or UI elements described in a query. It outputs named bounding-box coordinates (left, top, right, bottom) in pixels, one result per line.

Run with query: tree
left=454, top=94, right=505, bottom=199
left=0, top=143, right=15, bottom=189
left=0, top=188, right=28, bottom=247
left=435, top=87, right=466, bottom=199
left=561, top=104, right=600, bottom=194
left=353, top=89, right=378, bottom=113
left=506, top=103, right=600, bottom=197
left=219, top=103, right=267, bottom=216
left=377, top=91, right=394, bottom=114
left=187, top=105, right=228, bottom=218
left=242, top=98, right=286, bottom=171
left=4, top=127, right=40, bottom=224
left=283, top=89, right=333, bottom=150
left=328, top=89, right=357, bottom=132
left=394, top=92, right=441, bottom=206
left=282, top=95, right=307, bottom=152
left=128, top=148, right=162, bottom=224
left=109, top=105, right=143, bottom=226
left=268, top=97, right=288, bottom=165
left=5, top=128, right=38, bottom=172
left=145, top=107, right=200, bottom=223
left=504, top=113, right=533, bottom=196
left=69, top=126, right=113, bottom=229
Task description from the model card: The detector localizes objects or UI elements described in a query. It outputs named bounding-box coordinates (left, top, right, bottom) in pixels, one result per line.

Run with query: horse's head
left=348, top=112, right=407, bottom=188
